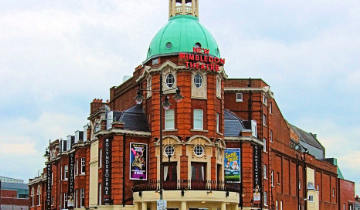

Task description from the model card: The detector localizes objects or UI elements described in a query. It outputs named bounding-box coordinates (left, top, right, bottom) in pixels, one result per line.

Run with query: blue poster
left=224, top=148, right=241, bottom=183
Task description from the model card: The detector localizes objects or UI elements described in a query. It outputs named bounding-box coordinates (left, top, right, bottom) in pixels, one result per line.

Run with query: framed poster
left=130, top=143, right=148, bottom=180
left=224, top=148, right=241, bottom=183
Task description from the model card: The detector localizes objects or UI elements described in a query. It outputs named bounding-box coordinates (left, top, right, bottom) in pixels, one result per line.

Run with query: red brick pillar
left=242, top=141, right=253, bottom=207
left=111, top=134, right=124, bottom=205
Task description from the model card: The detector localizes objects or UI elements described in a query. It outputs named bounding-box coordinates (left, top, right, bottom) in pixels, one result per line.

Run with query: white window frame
left=269, top=102, right=273, bottom=114
left=263, top=165, right=267, bottom=179
left=263, top=114, right=267, bottom=126
left=99, top=148, right=102, bottom=168
left=165, top=73, right=175, bottom=88
left=75, top=159, right=78, bottom=176
left=216, top=113, right=220, bottom=133
left=270, top=130, right=273, bottom=142
left=64, top=165, right=68, bottom=181
left=31, top=187, right=35, bottom=206
left=280, top=201, right=283, bottom=210
left=60, top=165, right=63, bottom=180
left=263, top=138, right=267, bottom=152
left=308, top=195, right=314, bottom=202
left=236, top=93, right=243, bottom=102
left=263, top=93, right=268, bottom=106
left=194, top=73, right=203, bottom=88
left=264, top=191, right=268, bottom=206
left=271, top=171, right=274, bottom=187
left=37, top=186, right=41, bottom=206
left=147, top=76, right=152, bottom=98
left=80, top=189, right=85, bottom=208
left=216, top=76, right=221, bottom=98
left=165, top=109, right=175, bottom=130
left=193, top=109, right=203, bottom=130
left=81, top=158, right=86, bottom=175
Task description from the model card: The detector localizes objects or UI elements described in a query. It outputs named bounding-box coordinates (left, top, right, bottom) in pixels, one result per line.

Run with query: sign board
left=68, top=152, right=75, bottom=194
left=253, top=144, right=262, bottom=201
left=224, top=148, right=241, bottom=183
left=130, top=143, right=148, bottom=180
left=103, top=138, right=112, bottom=203
left=157, top=200, right=167, bottom=210
left=179, top=47, right=226, bottom=72
left=46, top=163, right=52, bottom=210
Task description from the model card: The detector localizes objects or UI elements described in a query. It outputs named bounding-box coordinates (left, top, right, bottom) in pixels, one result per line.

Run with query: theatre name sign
left=179, top=47, right=226, bottom=72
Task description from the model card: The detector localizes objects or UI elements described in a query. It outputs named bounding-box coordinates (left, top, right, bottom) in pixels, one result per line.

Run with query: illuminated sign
left=46, top=163, right=52, bottom=210
left=130, top=143, right=148, bottom=180
left=179, top=47, right=226, bottom=72
left=224, top=148, right=241, bottom=183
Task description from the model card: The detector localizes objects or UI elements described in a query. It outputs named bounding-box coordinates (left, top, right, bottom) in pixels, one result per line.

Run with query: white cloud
left=0, top=142, right=37, bottom=156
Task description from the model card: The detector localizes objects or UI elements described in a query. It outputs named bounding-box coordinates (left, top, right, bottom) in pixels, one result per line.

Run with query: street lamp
left=135, top=75, right=183, bottom=201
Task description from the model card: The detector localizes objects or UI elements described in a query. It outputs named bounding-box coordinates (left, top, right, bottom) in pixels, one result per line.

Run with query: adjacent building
left=0, top=176, right=29, bottom=210
left=29, top=1, right=356, bottom=210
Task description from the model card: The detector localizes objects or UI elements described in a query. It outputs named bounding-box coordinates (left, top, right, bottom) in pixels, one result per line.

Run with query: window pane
left=165, top=109, right=175, bottom=129
left=193, top=109, right=203, bottom=130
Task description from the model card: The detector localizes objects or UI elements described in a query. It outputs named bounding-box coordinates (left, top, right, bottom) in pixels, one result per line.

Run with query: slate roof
left=117, top=105, right=150, bottom=132
left=224, top=110, right=246, bottom=137
left=290, top=124, right=324, bottom=150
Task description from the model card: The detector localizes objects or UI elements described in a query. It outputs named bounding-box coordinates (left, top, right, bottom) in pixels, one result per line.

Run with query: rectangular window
left=98, top=183, right=102, bottom=205
left=81, top=158, right=86, bottom=175
left=263, top=114, right=267, bottom=126
left=99, top=148, right=102, bottom=168
left=263, top=138, right=267, bottom=152
left=251, top=120, right=257, bottom=138
left=308, top=195, right=314, bottom=202
left=75, top=159, right=78, bottom=176
left=193, top=109, right=203, bottom=130
left=264, top=192, right=267, bottom=206
left=236, top=93, right=243, bottom=102
left=64, top=193, right=68, bottom=209
left=270, top=102, right=273, bottom=114
left=263, top=165, right=267, bottom=179
left=61, top=165, right=63, bottom=180
left=270, top=130, right=273, bottom=142
left=280, top=201, right=283, bottom=210
left=263, top=93, right=268, bottom=105
left=75, top=190, right=78, bottom=208
left=216, top=113, right=220, bottom=133
left=165, top=109, right=175, bottom=130
left=64, top=165, right=68, bottom=180
left=271, top=171, right=274, bottom=187
left=80, top=189, right=85, bottom=207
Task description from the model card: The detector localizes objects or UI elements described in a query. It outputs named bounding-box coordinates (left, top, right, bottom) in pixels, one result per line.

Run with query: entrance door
left=191, top=162, right=206, bottom=189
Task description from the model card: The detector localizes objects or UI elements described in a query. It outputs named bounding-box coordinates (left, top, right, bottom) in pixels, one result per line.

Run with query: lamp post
left=135, top=75, right=183, bottom=201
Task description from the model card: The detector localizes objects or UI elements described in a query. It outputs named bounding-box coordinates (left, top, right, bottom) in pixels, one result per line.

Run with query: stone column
left=221, top=202, right=226, bottom=210
left=181, top=201, right=187, bottom=210
left=135, top=202, right=140, bottom=210
left=142, top=202, right=147, bottom=210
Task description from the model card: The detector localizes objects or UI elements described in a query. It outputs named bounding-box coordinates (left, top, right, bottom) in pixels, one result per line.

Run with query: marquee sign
left=130, top=143, right=148, bottom=180
left=46, top=163, right=52, bottom=210
left=103, top=138, right=112, bottom=203
left=179, top=47, right=226, bottom=72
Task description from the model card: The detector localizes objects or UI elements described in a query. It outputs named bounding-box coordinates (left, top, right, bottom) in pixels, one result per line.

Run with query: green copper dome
left=146, top=15, right=220, bottom=60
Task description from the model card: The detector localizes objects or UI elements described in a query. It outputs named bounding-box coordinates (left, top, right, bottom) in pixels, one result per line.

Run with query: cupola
left=169, top=0, right=199, bottom=18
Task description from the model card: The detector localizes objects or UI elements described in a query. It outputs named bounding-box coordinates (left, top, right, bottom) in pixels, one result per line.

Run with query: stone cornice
left=224, top=136, right=264, bottom=146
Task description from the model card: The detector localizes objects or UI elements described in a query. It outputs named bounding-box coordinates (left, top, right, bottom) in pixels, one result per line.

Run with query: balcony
left=133, top=179, right=240, bottom=206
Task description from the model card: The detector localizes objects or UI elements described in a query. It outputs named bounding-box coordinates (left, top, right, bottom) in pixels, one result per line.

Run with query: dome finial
left=169, top=0, right=199, bottom=18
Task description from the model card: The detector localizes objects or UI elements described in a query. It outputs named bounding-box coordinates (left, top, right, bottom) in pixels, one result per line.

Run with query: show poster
left=224, top=148, right=241, bottom=183
left=130, top=143, right=147, bottom=180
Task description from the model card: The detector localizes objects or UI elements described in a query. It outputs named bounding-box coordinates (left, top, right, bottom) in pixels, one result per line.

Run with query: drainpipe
left=122, top=134, right=126, bottom=207
left=296, top=156, right=300, bottom=210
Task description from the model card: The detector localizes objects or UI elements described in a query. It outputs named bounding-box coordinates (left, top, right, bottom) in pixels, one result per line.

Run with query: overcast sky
left=0, top=0, right=359, bottom=195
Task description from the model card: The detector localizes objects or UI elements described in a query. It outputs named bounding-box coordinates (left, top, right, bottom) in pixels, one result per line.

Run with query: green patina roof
left=146, top=15, right=220, bottom=60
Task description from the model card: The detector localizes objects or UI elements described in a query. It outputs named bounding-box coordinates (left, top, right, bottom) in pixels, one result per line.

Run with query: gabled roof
left=290, top=124, right=324, bottom=150
left=224, top=110, right=246, bottom=137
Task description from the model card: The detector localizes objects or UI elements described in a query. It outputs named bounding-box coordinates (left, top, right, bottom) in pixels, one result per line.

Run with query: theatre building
left=29, top=1, right=356, bottom=210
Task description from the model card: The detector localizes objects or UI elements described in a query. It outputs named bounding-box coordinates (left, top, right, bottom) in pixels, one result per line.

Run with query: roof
left=117, top=105, right=150, bottom=132
left=2, top=182, right=28, bottom=190
left=146, top=15, right=220, bottom=60
left=224, top=110, right=246, bottom=137
left=290, top=124, right=324, bottom=150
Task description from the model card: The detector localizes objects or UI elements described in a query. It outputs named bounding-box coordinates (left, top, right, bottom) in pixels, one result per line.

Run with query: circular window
left=164, top=145, right=175, bottom=157
left=166, top=74, right=175, bottom=88
left=194, top=73, right=202, bottom=88
left=193, top=145, right=204, bottom=156
left=166, top=42, right=172, bottom=49
left=195, top=42, right=201, bottom=48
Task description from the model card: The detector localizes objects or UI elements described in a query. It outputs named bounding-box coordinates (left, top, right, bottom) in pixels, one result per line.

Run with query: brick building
left=0, top=176, right=29, bottom=210
left=29, top=0, right=356, bottom=210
